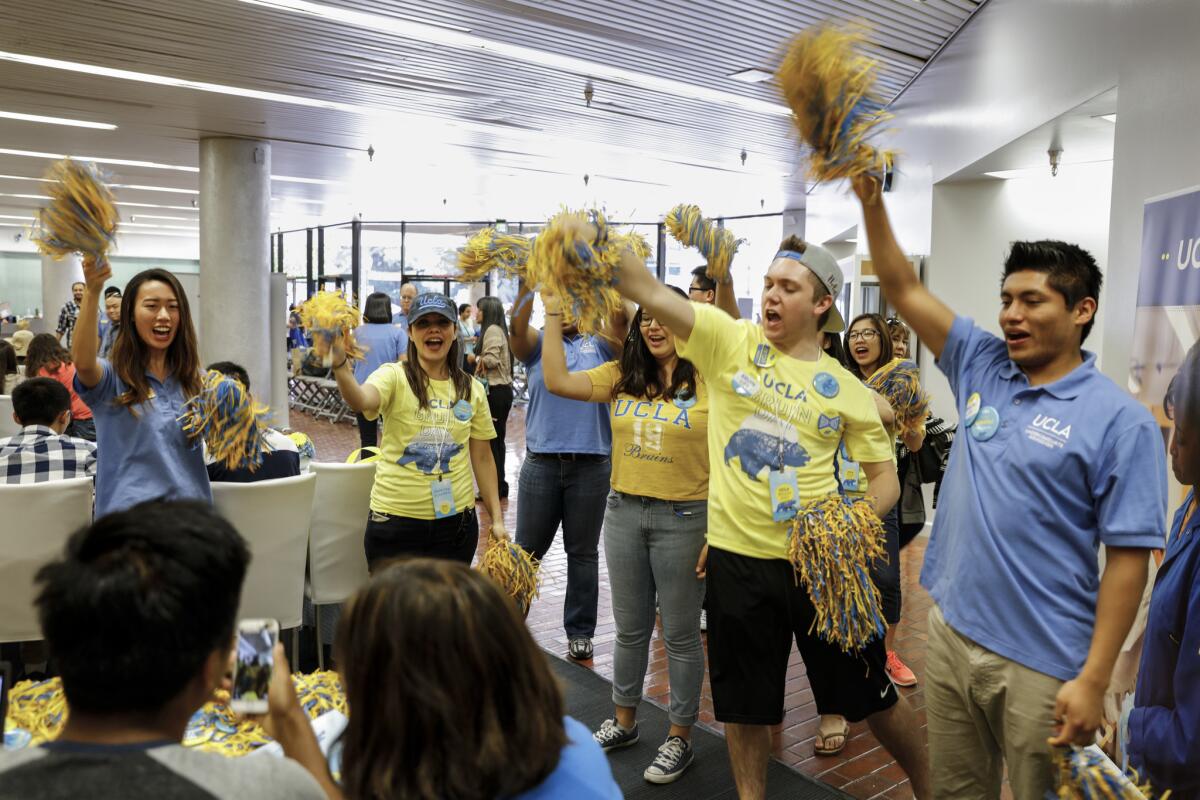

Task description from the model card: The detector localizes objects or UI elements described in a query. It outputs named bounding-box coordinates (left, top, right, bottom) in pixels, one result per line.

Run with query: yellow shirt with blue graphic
left=676, top=304, right=893, bottom=560
left=364, top=364, right=496, bottom=519
left=583, top=361, right=710, bottom=501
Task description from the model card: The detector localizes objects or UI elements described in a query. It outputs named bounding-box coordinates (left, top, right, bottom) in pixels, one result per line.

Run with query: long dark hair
left=476, top=296, right=511, bottom=370
left=613, top=286, right=697, bottom=401
left=843, top=312, right=894, bottom=380
left=0, top=340, right=16, bottom=395
left=402, top=311, right=471, bottom=411
left=111, top=269, right=203, bottom=413
left=24, top=333, right=72, bottom=381
left=362, top=292, right=392, bottom=325
left=335, top=559, right=567, bottom=800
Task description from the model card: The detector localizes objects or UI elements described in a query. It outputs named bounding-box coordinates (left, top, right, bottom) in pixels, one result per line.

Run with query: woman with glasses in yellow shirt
left=540, top=286, right=708, bottom=785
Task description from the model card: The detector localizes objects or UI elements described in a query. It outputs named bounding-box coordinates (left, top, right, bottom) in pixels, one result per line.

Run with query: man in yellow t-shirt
left=601, top=230, right=931, bottom=800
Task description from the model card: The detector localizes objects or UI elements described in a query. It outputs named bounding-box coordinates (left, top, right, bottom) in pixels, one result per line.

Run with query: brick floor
left=293, top=405, right=935, bottom=800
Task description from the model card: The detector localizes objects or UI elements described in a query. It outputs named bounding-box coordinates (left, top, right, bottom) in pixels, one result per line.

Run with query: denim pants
left=604, top=490, right=707, bottom=727
left=515, top=451, right=610, bottom=637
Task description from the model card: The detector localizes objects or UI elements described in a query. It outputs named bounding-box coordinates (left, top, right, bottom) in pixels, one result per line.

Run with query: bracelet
left=333, top=357, right=349, bottom=370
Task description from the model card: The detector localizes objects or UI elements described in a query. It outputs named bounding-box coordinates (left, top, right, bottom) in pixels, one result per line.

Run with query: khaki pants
left=926, top=604, right=1062, bottom=799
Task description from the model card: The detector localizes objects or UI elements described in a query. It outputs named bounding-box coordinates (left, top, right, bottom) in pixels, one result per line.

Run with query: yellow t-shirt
left=676, top=303, right=894, bottom=560
left=583, top=361, right=710, bottom=501
left=364, top=364, right=496, bottom=519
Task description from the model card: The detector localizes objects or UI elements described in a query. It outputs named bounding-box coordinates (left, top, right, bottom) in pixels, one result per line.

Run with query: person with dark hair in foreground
left=0, top=501, right=328, bottom=799
left=0, top=377, right=96, bottom=484
left=852, top=174, right=1166, bottom=798
left=261, top=558, right=621, bottom=800
left=204, top=361, right=300, bottom=482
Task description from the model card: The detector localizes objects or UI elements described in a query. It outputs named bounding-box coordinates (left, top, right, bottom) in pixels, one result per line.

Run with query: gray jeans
left=604, top=489, right=707, bottom=727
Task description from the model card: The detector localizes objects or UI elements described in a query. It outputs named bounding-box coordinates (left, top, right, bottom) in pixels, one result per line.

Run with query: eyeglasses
left=847, top=329, right=880, bottom=342
left=638, top=314, right=660, bottom=327
left=687, top=285, right=709, bottom=294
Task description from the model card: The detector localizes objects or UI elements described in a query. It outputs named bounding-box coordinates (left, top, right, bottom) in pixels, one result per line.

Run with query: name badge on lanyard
left=768, top=469, right=800, bottom=522
left=431, top=477, right=456, bottom=518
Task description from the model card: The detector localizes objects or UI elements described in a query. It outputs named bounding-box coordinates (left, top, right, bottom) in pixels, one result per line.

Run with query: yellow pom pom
left=457, top=227, right=532, bottom=282
left=32, top=159, right=120, bottom=263
left=664, top=203, right=742, bottom=284
left=866, top=358, right=929, bottom=437
left=776, top=23, right=895, bottom=185
left=478, top=533, right=541, bottom=616
left=787, top=493, right=888, bottom=651
left=298, top=290, right=366, bottom=365
left=1051, top=745, right=1162, bottom=799
left=178, top=370, right=272, bottom=471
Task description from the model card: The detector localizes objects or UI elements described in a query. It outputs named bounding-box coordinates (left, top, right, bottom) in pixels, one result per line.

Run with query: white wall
left=925, top=165, right=1114, bottom=422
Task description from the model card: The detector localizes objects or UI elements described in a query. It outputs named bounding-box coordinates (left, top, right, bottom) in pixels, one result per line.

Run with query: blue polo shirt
left=76, top=361, right=212, bottom=517
left=923, top=317, right=1166, bottom=681
left=523, top=332, right=614, bottom=455
left=353, top=322, right=408, bottom=384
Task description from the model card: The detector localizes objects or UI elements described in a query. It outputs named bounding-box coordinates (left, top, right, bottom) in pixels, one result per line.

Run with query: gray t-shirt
left=0, top=741, right=325, bottom=799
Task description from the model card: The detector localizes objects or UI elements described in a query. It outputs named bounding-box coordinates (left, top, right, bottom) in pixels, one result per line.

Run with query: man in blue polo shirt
left=852, top=175, right=1166, bottom=798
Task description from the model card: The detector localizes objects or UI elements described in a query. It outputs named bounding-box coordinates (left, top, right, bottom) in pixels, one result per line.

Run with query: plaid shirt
left=0, top=425, right=97, bottom=484
left=57, top=301, right=80, bottom=347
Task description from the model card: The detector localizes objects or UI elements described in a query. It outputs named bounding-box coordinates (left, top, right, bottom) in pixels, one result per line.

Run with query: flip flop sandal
left=814, top=718, right=850, bottom=756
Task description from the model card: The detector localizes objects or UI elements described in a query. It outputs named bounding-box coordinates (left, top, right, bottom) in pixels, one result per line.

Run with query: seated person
left=268, top=558, right=622, bottom=799
left=0, top=377, right=96, bottom=483
left=204, top=361, right=300, bottom=482
left=0, top=501, right=331, bottom=799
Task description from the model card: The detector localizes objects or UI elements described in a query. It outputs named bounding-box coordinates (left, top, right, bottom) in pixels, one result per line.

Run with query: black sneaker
left=593, top=719, right=639, bottom=752
left=644, top=735, right=693, bottom=784
left=568, top=636, right=593, bottom=661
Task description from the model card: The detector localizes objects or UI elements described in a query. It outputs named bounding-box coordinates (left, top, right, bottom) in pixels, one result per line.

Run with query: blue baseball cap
left=408, top=293, right=457, bottom=325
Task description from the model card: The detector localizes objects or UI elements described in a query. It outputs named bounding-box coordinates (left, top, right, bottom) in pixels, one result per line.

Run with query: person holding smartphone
left=329, top=293, right=505, bottom=569
left=540, top=286, right=709, bottom=784
left=71, top=259, right=210, bottom=517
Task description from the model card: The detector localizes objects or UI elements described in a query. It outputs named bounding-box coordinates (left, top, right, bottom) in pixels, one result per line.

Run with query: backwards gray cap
left=774, top=244, right=846, bottom=333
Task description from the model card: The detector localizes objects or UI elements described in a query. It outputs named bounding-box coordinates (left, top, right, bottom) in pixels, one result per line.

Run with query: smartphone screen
left=232, top=621, right=276, bottom=710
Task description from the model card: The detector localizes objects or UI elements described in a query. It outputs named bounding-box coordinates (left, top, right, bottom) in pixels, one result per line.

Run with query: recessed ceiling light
left=0, top=214, right=32, bottom=221
left=0, top=173, right=52, bottom=183
left=238, top=0, right=789, bottom=116
left=0, top=192, right=44, bottom=200
left=1095, top=113, right=1117, bottom=123
left=727, top=68, right=774, bottom=84
left=111, top=183, right=199, bottom=195
left=117, top=201, right=198, bottom=211
left=126, top=213, right=190, bottom=221
left=0, top=110, right=117, bottom=130
left=0, top=147, right=197, bottom=172
left=272, top=174, right=339, bottom=186
left=122, top=221, right=198, bottom=231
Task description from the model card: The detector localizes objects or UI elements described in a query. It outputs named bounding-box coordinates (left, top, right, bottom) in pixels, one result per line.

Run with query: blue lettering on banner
left=1137, top=187, right=1200, bottom=307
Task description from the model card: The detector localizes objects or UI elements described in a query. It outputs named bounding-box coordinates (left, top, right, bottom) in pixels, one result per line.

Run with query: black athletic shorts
left=705, top=546, right=899, bottom=725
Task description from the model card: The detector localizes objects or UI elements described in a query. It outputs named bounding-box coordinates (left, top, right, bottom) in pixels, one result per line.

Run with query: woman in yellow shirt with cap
left=540, top=286, right=708, bottom=786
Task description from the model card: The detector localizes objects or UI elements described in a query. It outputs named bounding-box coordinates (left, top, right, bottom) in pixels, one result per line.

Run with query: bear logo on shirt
left=397, top=434, right=463, bottom=474
left=723, top=414, right=810, bottom=481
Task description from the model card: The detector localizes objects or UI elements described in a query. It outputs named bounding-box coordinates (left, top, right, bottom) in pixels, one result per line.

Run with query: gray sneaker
left=593, top=718, right=639, bottom=752
left=644, top=736, right=693, bottom=784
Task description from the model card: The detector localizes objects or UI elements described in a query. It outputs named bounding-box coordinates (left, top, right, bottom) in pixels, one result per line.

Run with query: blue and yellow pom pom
left=776, top=23, right=895, bottom=185
left=664, top=204, right=743, bottom=284
left=866, top=357, right=929, bottom=437
left=1051, top=745, right=1161, bottom=799
left=787, top=493, right=888, bottom=652
left=525, top=209, right=649, bottom=334
left=457, top=227, right=533, bottom=282
left=298, top=290, right=366, bottom=366
left=179, top=370, right=272, bottom=472
left=32, top=159, right=120, bottom=264
left=478, top=533, right=541, bottom=616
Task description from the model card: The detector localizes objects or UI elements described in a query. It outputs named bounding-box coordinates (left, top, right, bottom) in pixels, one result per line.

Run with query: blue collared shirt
left=353, top=322, right=407, bottom=384
left=923, top=317, right=1166, bottom=681
left=523, top=332, right=614, bottom=455
left=75, top=360, right=212, bottom=517
left=1129, top=490, right=1200, bottom=794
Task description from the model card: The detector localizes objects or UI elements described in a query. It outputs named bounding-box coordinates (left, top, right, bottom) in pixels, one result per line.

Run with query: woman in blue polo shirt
left=72, top=261, right=210, bottom=517
left=352, top=292, right=408, bottom=451
left=1126, top=357, right=1200, bottom=796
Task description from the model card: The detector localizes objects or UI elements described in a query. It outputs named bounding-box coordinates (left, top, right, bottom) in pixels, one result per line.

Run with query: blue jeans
left=516, top=452, right=611, bottom=638
left=604, top=490, right=707, bottom=726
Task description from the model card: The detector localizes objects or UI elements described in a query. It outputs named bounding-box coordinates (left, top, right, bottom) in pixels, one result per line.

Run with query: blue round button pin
left=452, top=399, right=473, bottom=421
left=674, top=390, right=697, bottom=409
left=970, top=405, right=1000, bottom=441
left=813, top=371, right=839, bottom=398
left=964, top=391, right=981, bottom=427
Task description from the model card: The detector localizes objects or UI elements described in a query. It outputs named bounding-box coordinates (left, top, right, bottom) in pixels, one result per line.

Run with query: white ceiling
left=0, top=0, right=982, bottom=236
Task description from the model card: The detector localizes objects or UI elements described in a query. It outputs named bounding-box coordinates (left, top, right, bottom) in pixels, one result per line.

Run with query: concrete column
left=269, top=272, right=289, bottom=430
left=199, top=138, right=272, bottom=409
left=41, top=253, right=84, bottom=334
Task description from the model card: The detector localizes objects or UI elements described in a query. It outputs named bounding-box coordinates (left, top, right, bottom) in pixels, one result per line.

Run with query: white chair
left=212, top=473, right=316, bottom=642
left=0, top=477, right=94, bottom=642
left=306, top=461, right=374, bottom=668
left=0, top=395, right=20, bottom=437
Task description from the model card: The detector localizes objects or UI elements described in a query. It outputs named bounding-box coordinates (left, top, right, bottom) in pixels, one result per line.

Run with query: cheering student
left=72, top=260, right=210, bottom=517
left=1125, top=352, right=1200, bottom=796
left=329, top=293, right=504, bottom=570
left=852, top=174, right=1165, bottom=798
left=541, top=286, right=708, bottom=784
left=595, top=227, right=931, bottom=799
left=351, top=292, right=408, bottom=451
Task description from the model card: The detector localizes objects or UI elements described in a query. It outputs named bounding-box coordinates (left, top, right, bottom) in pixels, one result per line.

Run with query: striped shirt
left=56, top=301, right=80, bottom=348
left=0, top=425, right=97, bottom=484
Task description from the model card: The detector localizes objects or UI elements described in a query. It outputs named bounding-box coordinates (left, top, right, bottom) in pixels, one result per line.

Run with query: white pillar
left=199, top=138, right=272, bottom=408
left=41, top=253, right=84, bottom=333
left=269, top=272, right=289, bottom=430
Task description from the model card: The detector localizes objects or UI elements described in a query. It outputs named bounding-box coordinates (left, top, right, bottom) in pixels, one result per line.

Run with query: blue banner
left=1137, top=187, right=1200, bottom=307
